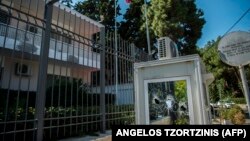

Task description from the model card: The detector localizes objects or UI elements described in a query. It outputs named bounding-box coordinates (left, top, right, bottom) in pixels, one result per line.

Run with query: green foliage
left=119, top=0, right=155, bottom=52
left=220, top=105, right=245, bottom=125
left=174, top=80, right=187, bottom=102
left=228, top=106, right=243, bottom=122
left=74, top=0, right=121, bottom=31
left=232, top=98, right=246, bottom=104
left=145, top=0, right=206, bottom=55
left=199, top=37, right=244, bottom=102
left=174, top=115, right=189, bottom=125
left=60, top=0, right=73, bottom=7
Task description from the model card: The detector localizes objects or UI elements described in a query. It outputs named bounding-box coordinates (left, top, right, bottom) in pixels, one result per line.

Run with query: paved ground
left=60, top=118, right=250, bottom=141
left=59, top=130, right=112, bottom=141
left=60, top=104, right=250, bottom=141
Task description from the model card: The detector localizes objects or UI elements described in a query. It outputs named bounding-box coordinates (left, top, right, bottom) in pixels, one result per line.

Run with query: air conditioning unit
left=26, top=25, right=38, bottom=34
left=157, top=37, right=179, bottom=60
left=15, top=63, right=31, bottom=76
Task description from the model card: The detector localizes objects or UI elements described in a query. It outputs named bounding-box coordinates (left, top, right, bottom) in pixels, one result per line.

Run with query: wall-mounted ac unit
left=26, top=25, right=38, bottom=34
left=15, top=63, right=31, bottom=76
left=157, top=37, right=179, bottom=60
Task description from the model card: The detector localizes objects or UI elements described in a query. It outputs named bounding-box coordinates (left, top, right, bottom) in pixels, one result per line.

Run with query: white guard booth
left=134, top=54, right=214, bottom=125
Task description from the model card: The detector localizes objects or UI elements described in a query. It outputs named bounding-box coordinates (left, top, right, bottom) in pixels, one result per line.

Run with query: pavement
left=59, top=130, right=112, bottom=141
left=60, top=104, right=250, bottom=141
left=59, top=118, right=250, bottom=141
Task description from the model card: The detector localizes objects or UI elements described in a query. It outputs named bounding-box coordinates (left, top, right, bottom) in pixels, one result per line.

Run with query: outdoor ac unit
left=157, top=37, right=179, bottom=60
left=15, top=63, right=31, bottom=76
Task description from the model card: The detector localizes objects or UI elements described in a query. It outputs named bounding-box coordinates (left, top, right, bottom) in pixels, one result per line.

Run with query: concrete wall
left=0, top=56, right=94, bottom=91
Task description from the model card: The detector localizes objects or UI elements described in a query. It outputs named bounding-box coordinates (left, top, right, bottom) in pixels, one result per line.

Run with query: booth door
left=144, top=77, right=193, bottom=125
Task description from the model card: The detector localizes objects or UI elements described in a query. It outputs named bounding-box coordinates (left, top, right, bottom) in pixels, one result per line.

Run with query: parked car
left=216, top=100, right=235, bottom=108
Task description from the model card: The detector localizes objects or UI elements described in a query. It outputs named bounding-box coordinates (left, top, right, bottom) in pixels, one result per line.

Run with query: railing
left=0, top=1, right=152, bottom=141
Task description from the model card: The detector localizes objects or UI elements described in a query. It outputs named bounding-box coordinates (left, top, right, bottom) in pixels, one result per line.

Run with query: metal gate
left=0, top=0, right=151, bottom=141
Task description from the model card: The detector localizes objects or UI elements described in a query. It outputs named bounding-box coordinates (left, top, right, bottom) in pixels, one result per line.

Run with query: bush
left=220, top=105, right=246, bottom=125
left=232, top=98, right=246, bottom=104
left=174, top=116, right=189, bottom=125
left=228, top=105, right=245, bottom=125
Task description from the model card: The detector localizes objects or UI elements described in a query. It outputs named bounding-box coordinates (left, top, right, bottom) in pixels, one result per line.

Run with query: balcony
left=0, top=23, right=100, bottom=69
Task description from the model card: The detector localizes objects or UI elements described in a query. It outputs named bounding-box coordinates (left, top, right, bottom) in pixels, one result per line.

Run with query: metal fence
left=0, top=0, right=151, bottom=141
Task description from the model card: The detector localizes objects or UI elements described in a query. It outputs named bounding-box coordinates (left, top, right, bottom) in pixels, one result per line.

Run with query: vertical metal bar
left=60, top=6, right=68, bottom=137
left=89, top=22, right=94, bottom=131
left=66, top=9, right=73, bottom=137
left=24, top=16, right=36, bottom=141
left=56, top=4, right=64, bottom=137
left=105, top=31, right=108, bottom=127
left=239, top=66, right=250, bottom=118
left=109, top=31, right=113, bottom=128
left=91, top=26, right=95, bottom=131
left=114, top=1, right=118, bottom=109
left=117, top=34, right=121, bottom=125
left=49, top=23, right=56, bottom=139
left=100, top=27, right=105, bottom=133
left=3, top=7, right=19, bottom=141
left=36, top=1, right=57, bottom=141
left=35, top=0, right=40, bottom=18
left=79, top=18, right=84, bottom=133
left=72, top=12, right=78, bottom=135
left=106, top=31, right=110, bottom=129
left=144, top=0, right=151, bottom=54
left=49, top=10, right=60, bottom=138
left=14, top=11, right=31, bottom=141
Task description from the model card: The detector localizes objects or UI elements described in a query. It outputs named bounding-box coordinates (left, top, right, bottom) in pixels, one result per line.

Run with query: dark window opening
left=0, top=10, right=10, bottom=24
left=28, top=25, right=38, bottom=34
left=62, top=33, right=72, bottom=44
left=0, top=67, right=3, bottom=82
left=51, top=28, right=60, bottom=40
left=15, top=63, right=30, bottom=76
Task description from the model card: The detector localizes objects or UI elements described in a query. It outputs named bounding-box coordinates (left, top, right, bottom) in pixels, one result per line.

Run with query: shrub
left=174, top=115, right=189, bottom=125
left=232, top=98, right=246, bottom=104
left=219, top=107, right=229, bottom=120
left=228, top=105, right=245, bottom=125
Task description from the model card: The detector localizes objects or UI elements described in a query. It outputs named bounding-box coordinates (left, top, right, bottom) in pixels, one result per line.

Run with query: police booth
left=134, top=37, right=214, bottom=124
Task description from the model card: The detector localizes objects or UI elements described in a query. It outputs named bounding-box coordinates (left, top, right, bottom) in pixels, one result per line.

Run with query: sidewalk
left=60, top=118, right=250, bottom=141
left=59, top=130, right=112, bottom=141
left=212, top=118, right=250, bottom=125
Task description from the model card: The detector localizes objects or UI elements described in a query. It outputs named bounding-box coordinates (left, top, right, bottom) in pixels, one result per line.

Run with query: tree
left=119, top=0, right=155, bottom=52
left=60, top=0, right=73, bottom=8
left=145, top=0, right=205, bottom=55
left=199, top=37, right=244, bottom=102
left=74, top=0, right=121, bottom=31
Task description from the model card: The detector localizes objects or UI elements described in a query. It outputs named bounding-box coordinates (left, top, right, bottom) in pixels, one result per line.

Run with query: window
left=15, top=63, right=31, bottom=76
left=0, top=67, right=3, bottom=81
left=27, top=25, right=38, bottom=34
left=51, top=28, right=59, bottom=40
left=0, top=10, right=10, bottom=24
left=51, top=29, right=72, bottom=44
left=62, top=33, right=72, bottom=44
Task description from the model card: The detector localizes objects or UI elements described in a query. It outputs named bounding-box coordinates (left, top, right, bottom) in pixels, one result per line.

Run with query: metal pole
left=239, top=65, right=250, bottom=118
left=100, top=27, right=106, bottom=133
left=36, top=1, right=58, bottom=141
left=144, top=0, right=151, bottom=54
left=115, top=0, right=118, bottom=102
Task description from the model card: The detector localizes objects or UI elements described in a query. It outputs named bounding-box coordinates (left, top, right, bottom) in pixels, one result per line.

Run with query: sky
left=72, top=0, right=250, bottom=48
left=195, top=0, right=250, bottom=48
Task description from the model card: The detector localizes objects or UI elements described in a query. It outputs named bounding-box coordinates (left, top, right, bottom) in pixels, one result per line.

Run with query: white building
left=0, top=0, right=104, bottom=91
